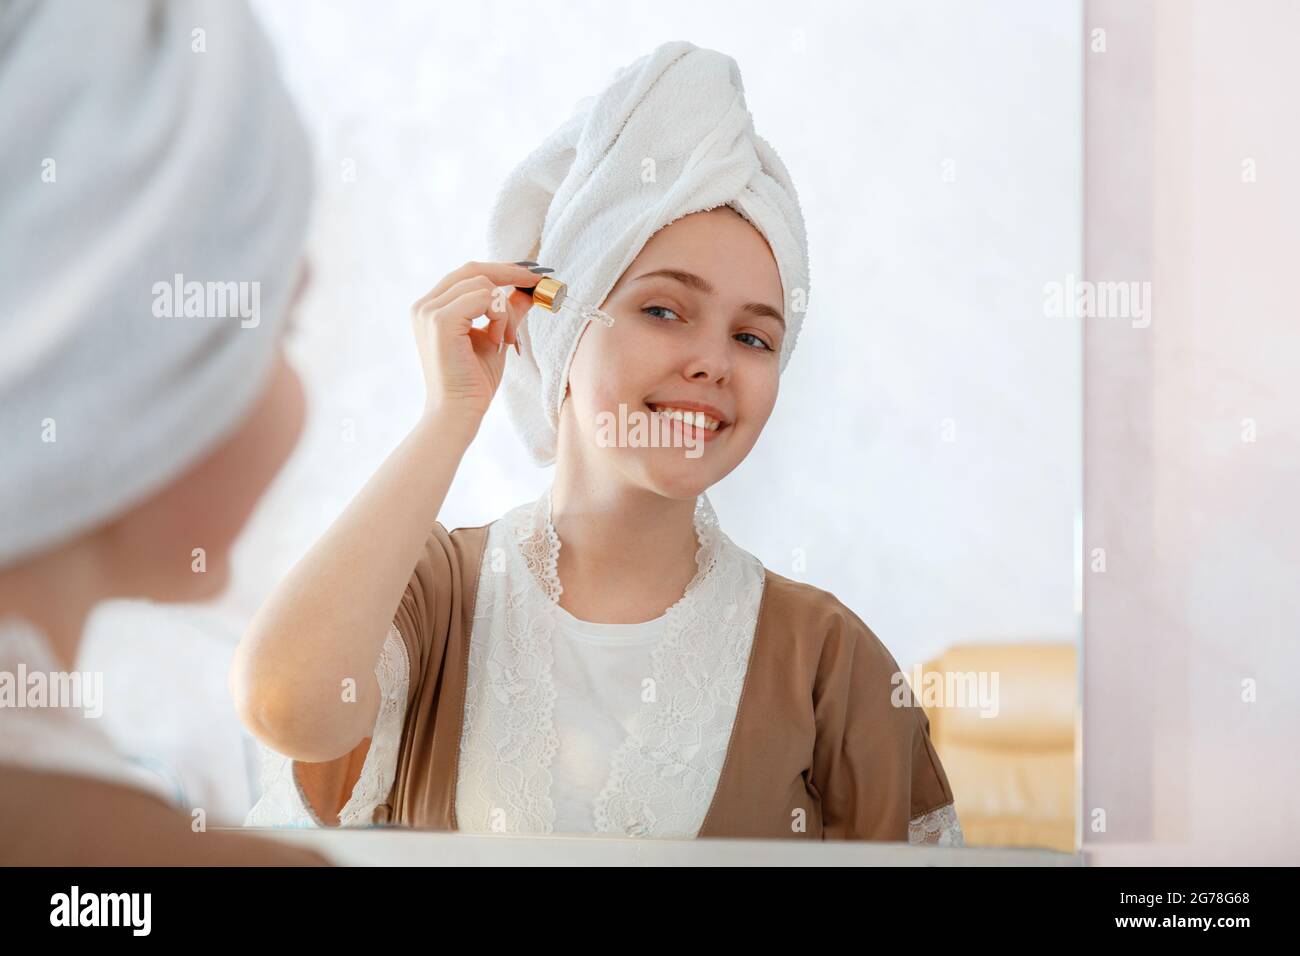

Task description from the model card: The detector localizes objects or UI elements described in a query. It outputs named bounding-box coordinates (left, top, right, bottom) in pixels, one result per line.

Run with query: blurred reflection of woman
left=0, top=0, right=327, bottom=865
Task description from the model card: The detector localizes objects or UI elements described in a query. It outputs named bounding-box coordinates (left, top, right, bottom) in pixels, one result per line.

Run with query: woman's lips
left=644, top=403, right=728, bottom=443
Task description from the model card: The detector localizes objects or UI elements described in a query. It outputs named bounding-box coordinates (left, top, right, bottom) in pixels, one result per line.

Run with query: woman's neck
left=0, top=543, right=104, bottom=671
left=548, top=473, right=703, bottom=625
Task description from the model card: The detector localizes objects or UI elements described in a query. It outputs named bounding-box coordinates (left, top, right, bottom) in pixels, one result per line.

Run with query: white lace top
left=246, top=487, right=965, bottom=846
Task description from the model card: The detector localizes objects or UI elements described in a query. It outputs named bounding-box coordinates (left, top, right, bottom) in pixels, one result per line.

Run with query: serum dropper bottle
left=514, top=275, right=616, bottom=329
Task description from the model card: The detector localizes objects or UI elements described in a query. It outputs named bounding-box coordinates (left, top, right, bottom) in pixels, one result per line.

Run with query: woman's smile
left=645, top=400, right=731, bottom=442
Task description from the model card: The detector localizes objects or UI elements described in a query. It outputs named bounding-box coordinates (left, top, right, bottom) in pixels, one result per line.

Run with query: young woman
left=0, top=0, right=326, bottom=865
left=235, top=41, right=964, bottom=845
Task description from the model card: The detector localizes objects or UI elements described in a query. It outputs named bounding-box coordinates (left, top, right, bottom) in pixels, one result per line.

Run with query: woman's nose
left=682, top=333, right=732, bottom=384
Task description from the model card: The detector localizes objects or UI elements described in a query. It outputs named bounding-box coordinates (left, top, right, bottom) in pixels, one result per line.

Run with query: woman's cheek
left=740, top=367, right=780, bottom=436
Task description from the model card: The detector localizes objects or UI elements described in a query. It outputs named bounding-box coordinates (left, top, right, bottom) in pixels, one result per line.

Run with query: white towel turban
left=0, top=0, right=313, bottom=568
left=487, top=40, right=810, bottom=467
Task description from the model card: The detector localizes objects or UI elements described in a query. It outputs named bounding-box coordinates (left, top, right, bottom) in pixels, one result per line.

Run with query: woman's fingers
left=408, top=261, right=538, bottom=367
left=415, top=286, right=493, bottom=337
left=505, top=284, right=532, bottom=350
left=408, top=261, right=542, bottom=420
left=419, top=274, right=534, bottom=348
left=415, top=261, right=539, bottom=310
left=418, top=285, right=529, bottom=360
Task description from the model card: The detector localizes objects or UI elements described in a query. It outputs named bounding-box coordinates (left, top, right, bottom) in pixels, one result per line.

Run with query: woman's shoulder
left=427, top=518, right=495, bottom=563
left=438, top=515, right=497, bottom=537
left=756, top=566, right=906, bottom=685
left=757, top=565, right=876, bottom=638
left=437, top=498, right=534, bottom=550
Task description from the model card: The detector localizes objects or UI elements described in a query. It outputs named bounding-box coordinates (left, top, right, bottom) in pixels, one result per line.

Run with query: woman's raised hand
left=409, top=260, right=541, bottom=427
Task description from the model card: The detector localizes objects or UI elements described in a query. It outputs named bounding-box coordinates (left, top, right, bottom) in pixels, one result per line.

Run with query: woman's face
left=560, top=206, right=785, bottom=500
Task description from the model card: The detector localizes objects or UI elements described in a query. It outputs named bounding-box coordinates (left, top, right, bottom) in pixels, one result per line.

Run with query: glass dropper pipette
left=514, top=275, right=616, bottom=328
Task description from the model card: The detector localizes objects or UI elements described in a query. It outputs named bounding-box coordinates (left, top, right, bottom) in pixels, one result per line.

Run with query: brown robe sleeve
left=382, top=521, right=489, bottom=827
left=391, top=520, right=464, bottom=713
left=810, top=597, right=956, bottom=841
left=292, top=520, right=471, bottom=825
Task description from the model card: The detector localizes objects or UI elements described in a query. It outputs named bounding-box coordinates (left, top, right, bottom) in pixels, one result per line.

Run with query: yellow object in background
left=920, top=642, right=1077, bottom=853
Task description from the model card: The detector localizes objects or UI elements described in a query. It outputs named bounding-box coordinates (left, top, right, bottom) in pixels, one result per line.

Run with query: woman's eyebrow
left=631, top=268, right=784, bottom=327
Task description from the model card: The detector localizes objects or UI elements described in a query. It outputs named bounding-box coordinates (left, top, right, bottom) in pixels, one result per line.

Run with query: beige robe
left=297, top=520, right=958, bottom=841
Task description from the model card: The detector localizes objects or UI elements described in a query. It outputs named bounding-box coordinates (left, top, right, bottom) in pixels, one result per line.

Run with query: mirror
left=0, top=0, right=1081, bottom=865
left=231, top=0, right=1082, bottom=855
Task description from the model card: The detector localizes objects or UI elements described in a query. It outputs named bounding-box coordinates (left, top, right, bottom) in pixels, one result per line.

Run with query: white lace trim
left=244, top=624, right=410, bottom=828
left=456, top=485, right=766, bottom=838
left=908, top=802, right=965, bottom=846
left=242, top=740, right=321, bottom=827
left=337, top=625, right=409, bottom=826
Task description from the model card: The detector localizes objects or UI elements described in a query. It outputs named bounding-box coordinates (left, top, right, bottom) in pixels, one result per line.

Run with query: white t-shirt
left=547, top=603, right=667, bottom=833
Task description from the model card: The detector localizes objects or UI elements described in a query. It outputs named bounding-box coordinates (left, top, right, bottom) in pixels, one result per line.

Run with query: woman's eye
left=736, top=331, right=774, bottom=351
left=641, top=305, right=773, bottom=352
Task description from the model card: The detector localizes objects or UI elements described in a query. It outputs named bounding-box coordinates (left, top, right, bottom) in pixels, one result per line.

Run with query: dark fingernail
left=514, top=260, right=539, bottom=267
left=528, top=266, right=554, bottom=275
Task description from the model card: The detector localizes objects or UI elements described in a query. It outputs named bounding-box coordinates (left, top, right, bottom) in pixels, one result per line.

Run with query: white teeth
left=648, top=405, right=722, bottom=431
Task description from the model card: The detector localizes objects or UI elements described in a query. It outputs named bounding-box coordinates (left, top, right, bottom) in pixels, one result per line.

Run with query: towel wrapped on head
left=487, top=40, right=810, bottom=467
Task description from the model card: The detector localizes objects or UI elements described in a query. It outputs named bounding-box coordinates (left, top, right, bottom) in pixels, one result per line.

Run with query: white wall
left=1083, top=0, right=1300, bottom=863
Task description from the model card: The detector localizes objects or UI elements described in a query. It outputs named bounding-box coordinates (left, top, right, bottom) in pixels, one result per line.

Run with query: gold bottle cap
left=530, top=275, right=567, bottom=312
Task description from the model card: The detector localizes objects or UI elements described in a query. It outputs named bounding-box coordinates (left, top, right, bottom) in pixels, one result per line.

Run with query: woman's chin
left=635, top=455, right=722, bottom=501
